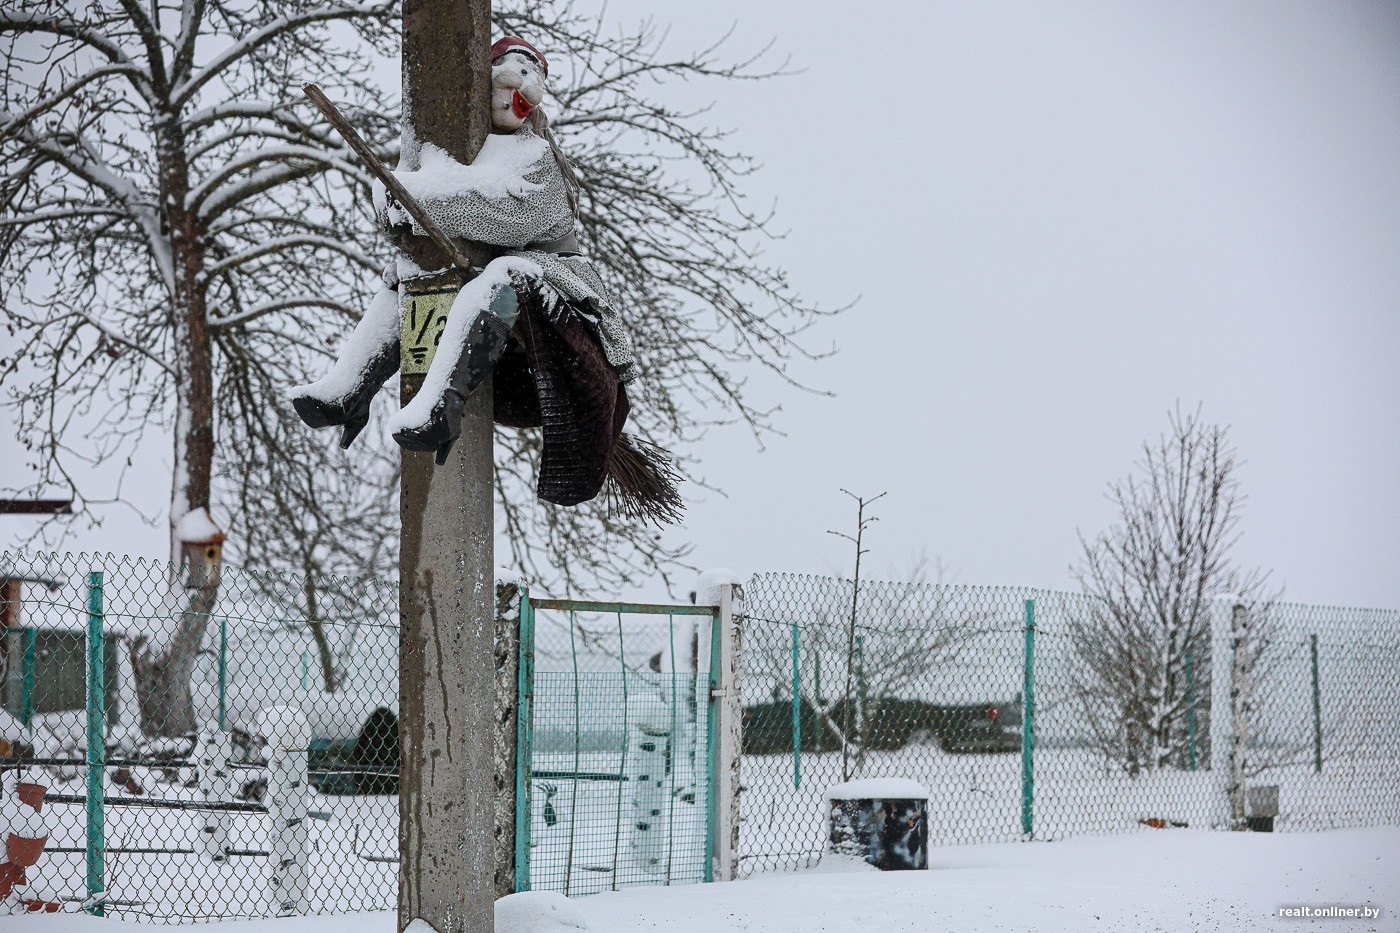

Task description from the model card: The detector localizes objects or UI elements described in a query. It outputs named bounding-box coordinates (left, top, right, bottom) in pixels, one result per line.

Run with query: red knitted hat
left=491, top=37, right=547, bottom=76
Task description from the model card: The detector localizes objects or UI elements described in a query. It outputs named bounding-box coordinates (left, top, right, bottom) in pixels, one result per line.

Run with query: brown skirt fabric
left=491, top=287, right=629, bottom=508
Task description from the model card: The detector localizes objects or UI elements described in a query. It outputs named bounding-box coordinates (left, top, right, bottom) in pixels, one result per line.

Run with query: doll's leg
left=389, top=264, right=521, bottom=464
left=289, top=282, right=400, bottom=449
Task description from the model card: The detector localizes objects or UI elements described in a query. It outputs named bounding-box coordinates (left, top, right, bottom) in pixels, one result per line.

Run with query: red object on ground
left=22, top=898, right=61, bottom=912
left=111, top=767, right=144, bottom=796
left=0, top=861, right=21, bottom=899
left=5, top=833, right=47, bottom=867
left=15, top=782, right=45, bottom=812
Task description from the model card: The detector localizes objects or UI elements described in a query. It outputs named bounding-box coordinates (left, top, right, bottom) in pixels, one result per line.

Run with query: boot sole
left=392, top=428, right=452, bottom=452
left=292, top=394, right=341, bottom=429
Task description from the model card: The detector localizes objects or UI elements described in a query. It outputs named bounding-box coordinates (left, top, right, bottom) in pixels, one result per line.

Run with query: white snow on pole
left=695, top=568, right=743, bottom=607
left=626, top=693, right=671, bottom=875
left=824, top=778, right=930, bottom=800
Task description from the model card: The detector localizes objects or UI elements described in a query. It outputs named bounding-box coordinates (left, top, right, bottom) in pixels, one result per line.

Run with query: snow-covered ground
left=16, top=742, right=1397, bottom=920
left=14, top=826, right=1397, bottom=932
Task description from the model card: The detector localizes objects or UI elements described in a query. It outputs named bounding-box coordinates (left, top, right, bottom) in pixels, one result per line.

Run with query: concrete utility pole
left=398, top=1, right=497, bottom=931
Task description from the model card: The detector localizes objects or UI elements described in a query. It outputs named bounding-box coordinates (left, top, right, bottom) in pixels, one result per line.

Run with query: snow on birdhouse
left=175, top=507, right=226, bottom=585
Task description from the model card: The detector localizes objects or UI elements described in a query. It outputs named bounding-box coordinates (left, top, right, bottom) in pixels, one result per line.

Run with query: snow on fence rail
left=1, top=552, right=1397, bottom=919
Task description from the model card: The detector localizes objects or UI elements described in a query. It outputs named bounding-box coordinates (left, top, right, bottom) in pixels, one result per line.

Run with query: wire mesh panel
left=2, top=552, right=1395, bottom=917
left=1235, top=601, right=1400, bottom=831
left=737, top=573, right=1400, bottom=876
left=522, top=599, right=716, bottom=896
left=738, top=574, right=1030, bottom=874
left=0, top=550, right=399, bottom=921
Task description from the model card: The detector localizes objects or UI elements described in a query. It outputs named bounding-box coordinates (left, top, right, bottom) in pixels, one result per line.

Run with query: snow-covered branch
left=113, top=0, right=170, bottom=94
left=203, top=234, right=379, bottom=279
left=16, top=127, right=173, bottom=293
left=0, top=12, right=155, bottom=101
left=0, top=65, right=149, bottom=145
left=74, top=309, right=177, bottom=376
left=208, top=296, right=358, bottom=329
left=187, top=144, right=368, bottom=209
left=194, top=151, right=369, bottom=223
left=170, top=0, right=208, bottom=86
left=0, top=205, right=129, bottom=227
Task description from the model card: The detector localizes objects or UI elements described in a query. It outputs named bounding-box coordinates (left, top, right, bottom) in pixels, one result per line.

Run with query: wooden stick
left=301, top=83, right=478, bottom=273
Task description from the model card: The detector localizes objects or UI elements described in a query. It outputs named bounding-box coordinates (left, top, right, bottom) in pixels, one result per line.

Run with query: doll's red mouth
left=511, top=90, right=533, bottom=119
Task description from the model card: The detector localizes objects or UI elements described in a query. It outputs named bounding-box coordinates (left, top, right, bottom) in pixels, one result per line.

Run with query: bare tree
left=1, top=1, right=832, bottom=728
left=1071, top=405, right=1274, bottom=776
left=746, top=549, right=976, bottom=779
left=1, top=0, right=399, bottom=734
left=826, top=489, right=883, bottom=779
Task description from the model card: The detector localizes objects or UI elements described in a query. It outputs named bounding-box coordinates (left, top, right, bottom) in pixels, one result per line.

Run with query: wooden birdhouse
left=174, top=508, right=226, bottom=587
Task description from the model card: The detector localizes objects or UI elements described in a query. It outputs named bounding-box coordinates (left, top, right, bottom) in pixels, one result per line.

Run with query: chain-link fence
left=3, top=554, right=1396, bottom=917
left=0, top=550, right=399, bottom=920
left=0, top=551, right=721, bottom=919
left=737, top=573, right=1400, bottom=875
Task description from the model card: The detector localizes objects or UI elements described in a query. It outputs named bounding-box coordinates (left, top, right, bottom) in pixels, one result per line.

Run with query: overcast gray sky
left=635, top=0, right=1400, bottom=607
left=4, top=1, right=1397, bottom=608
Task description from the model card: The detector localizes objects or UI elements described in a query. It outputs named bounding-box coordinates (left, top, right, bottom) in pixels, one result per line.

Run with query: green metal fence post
left=790, top=622, right=801, bottom=788
left=1310, top=634, right=1323, bottom=774
left=85, top=571, right=106, bottom=916
left=1185, top=648, right=1197, bottom=771
left=20, top=626, right=34, bottom=731
left=1020, top=598, right=1035, bottom=840
left=513, top=588, right=536, bottom=892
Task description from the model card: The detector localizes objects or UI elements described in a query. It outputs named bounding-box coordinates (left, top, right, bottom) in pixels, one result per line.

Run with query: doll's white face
left=491, top=50, right=546, bottom=131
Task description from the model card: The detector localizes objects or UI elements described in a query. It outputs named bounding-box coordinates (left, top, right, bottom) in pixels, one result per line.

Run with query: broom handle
left=302, top=83, right=478, bottom=273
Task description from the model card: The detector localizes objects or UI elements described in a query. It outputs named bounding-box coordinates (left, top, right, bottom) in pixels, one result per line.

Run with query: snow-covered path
left=13, top=827, right=1398, bottom=932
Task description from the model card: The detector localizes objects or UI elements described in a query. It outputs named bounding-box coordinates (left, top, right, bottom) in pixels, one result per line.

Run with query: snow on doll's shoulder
left=393, top=131, right=549, bottom=203
left=824, top=778, right=930, bottom=801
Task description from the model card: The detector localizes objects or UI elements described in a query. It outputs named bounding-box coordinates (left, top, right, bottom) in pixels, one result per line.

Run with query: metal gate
left=514, top=595, right=721, bottom=895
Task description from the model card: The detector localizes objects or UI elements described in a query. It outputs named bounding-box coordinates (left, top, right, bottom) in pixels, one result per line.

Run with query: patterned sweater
left=379, top=127, right=637, bottom=384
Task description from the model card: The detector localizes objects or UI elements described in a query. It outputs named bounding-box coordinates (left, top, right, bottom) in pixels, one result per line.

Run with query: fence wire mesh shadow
left=520, top=598, right=718, bottom=897
left=0, top=550, right=399, bottom=921
left=736, top=573, right=1400, bottom=876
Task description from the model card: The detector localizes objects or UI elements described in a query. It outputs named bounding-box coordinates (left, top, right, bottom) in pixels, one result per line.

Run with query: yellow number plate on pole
left=400, top=274, right=459, bottom=405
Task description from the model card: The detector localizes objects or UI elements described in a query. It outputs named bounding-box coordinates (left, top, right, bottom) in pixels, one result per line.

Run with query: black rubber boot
left=392, top=310, right=513, bottom=464
left=291, top=340, right=401, bottom=449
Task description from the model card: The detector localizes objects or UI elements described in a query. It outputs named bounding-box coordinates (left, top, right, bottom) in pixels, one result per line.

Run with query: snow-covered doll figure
left=291, top=37, right=679, bottom=521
